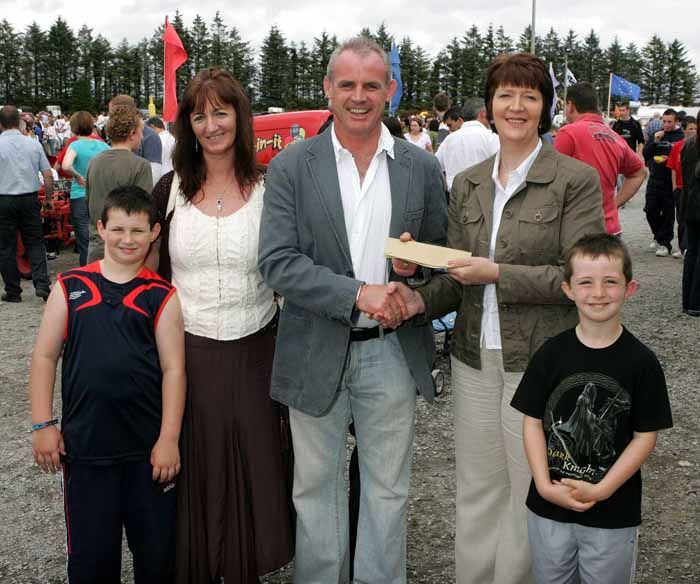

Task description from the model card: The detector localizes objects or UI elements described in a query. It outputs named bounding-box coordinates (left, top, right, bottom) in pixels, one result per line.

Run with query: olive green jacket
left=417, top=142, right=605, bottom=372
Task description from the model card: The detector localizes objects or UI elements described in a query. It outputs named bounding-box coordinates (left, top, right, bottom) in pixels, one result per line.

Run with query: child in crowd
left=511, top=233, right=673, bottom=584
left=30, top=185, right=185, bottom=583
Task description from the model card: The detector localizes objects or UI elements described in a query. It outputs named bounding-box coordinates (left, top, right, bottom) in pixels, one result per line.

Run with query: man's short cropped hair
left=326, top=37, right=391, bottom=86
left=563, top=233, right=633, bottom=284
left=0, top=105, right=21, bottom=129
left=443, top=106, right=464, bottom=122
left=682, top=116, right=696, bottom=130
left=101, top=185, right=159, bottom=228
left=566, top=82, right=599, bottom=115
left=663, top=108, right=678, bottom=121
left=462, top=98, right=485, bottom=122
left=146, top=117, right=165, bottom=130
left=433, top=92, right=450, bottom=113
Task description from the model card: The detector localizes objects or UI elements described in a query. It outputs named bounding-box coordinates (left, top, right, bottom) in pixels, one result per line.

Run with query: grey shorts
left=527, top=510, right=638, bottom=584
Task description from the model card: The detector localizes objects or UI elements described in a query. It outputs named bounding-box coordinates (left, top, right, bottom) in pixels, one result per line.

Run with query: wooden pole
left=530, top=0, right=537, bottom=54
left=562, top=52, right=569, bottom=114
left=606, top=72, right=613, bottom=119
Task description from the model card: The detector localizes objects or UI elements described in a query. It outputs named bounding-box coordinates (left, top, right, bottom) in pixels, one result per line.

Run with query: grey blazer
left=258, top=130, right=448, bottom=416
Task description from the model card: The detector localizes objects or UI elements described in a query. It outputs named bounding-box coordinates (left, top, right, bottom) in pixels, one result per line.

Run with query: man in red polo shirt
left=555, top=82, right=647, bottom=236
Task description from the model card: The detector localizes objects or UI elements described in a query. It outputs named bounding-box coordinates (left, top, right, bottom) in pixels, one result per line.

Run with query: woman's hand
left=447, top=257, right=500, bottom=285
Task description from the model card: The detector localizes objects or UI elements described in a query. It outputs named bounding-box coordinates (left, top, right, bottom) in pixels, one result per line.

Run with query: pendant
left=216, top=199, right=222, bottom=213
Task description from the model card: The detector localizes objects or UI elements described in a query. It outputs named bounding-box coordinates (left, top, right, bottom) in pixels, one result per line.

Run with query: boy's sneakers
left=1, top=293, right=21, bottom=303
left=648, top=240, right=658, bottom=251
left=655, top=244, right=670, bottom=257
left=672, top=249, right=685, bottom=259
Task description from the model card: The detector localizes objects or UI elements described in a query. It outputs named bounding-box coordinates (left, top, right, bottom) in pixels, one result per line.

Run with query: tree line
left=1, top=14, right=698, bottom=114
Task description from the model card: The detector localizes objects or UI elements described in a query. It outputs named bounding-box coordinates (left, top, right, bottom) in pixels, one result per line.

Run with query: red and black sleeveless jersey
left=57, top=261, right=176, bottom=464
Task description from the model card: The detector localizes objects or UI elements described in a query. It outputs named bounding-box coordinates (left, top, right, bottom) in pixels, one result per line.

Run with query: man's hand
left=654, top=130, right=664, bottom=143
left=357, top=284, right=408, bottom=329
left=447, top=256, right=499, bottom=285
left=367, top=282, right=426, bottom=327
left=560, top=478, right=608, bottom=504
left=540, top=479, right=597, bottom=512
left=151, top=436, right=181, bottom=483
left=32, top=426, right=65, bottom=473
left=75, top=174, right=86, bottom=188
left=391, top=232, right=418, bottom=277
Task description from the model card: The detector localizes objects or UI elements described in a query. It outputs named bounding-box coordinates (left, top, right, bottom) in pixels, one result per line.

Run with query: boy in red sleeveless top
left=30, top=185, right=185, bottom=583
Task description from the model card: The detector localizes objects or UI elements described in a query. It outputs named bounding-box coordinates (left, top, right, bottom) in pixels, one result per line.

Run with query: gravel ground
left=0, top=187, right=697, bottom=583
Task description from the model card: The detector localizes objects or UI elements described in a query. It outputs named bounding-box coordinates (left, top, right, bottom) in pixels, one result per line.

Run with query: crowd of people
left=1, top=35, right=697, bottom=584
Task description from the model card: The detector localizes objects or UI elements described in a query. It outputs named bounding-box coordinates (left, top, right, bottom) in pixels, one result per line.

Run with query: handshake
left=356, top=281, right=426, bottom=329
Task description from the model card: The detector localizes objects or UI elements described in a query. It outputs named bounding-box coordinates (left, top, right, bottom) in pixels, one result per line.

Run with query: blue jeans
left=289, top=332, right=416, bottom=584
left=70, top=197, right=90, bottom=266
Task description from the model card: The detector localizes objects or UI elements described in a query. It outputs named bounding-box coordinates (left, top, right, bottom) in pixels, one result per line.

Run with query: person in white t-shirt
left=146, top=117, right=176, bottom=175
left=404, top=117, right=433, bottom=152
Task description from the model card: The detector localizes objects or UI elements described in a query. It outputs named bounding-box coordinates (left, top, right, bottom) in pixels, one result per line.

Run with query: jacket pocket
left=517, top=205, right=560, bottom=254
left=403, top=208, right=425, bottom=239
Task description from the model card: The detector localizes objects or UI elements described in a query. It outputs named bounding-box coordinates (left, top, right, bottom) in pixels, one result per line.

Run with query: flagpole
left=606, top=72, right=613, bottom=119
left=530, top=0, right=536, bottom=54
left=562, top=52, right=568, bottom=113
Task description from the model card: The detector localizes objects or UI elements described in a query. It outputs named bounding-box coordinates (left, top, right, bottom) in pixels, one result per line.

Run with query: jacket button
left=504, top=209, right=512, bottom=219
left=462, top=212, right=469, bottom=222
left=534, top=211, right=543, bottom=222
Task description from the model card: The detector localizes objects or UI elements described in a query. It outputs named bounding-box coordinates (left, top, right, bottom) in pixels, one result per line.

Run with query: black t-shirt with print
left=511, top=327, right=672, bottom=528
left=612, top=118, right=645, bottom=152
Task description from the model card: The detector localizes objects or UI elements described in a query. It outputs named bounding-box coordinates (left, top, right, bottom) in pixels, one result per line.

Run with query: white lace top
left=169, top=181, right=276, bottom=340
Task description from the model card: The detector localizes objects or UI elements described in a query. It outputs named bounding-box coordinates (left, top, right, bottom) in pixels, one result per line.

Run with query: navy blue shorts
left=62, top=459, right=176, bottom=584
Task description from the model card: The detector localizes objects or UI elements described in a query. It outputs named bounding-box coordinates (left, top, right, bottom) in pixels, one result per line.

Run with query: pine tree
left=461, top=26, right=483, bottom=99
left=517, top=25, right=542, bottom=54
left=444, top=37, right=463, bottom=101
left=311, top=32, right=337, bottom=105
left=374, top=22, right=392, bottom=53
left=90, top=34, right=112, bottom=109
left=171, top=11, right=192, bottom=96
left=70, top=78, right=95, bottom=112
left=190, top=15, right=210, bottom=76
left=494, top=26, right=513, bottom=55
left=258, top=25, right=289, bottom=109
left=0, top=20, right=22, bottom=104
left=147, top=26, right=164, bottom=105
left=227, top=27, right=255, bottom=97
left=541, top=28, right=561, bottom=71
left=641, top=35, right=667, bottom=103
left=482, top=24, right=497, bottom=67
left=46, top=17, right=77, bottom=108
left=666, top=39, right=691, bottom=105
left=209, top=11, right=227, bottom=68
left=23, top=22, right=48, bottom=106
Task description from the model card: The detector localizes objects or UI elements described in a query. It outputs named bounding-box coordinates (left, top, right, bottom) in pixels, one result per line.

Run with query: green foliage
left=1, top=18, right=698, bottom=113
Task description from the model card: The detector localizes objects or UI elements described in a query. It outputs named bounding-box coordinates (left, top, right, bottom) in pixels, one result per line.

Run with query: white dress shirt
left=331, top=123, right=394, bottom=328
left=481, top=139, right=543, bottom=349
left=436, top=121, right=500, bottom=190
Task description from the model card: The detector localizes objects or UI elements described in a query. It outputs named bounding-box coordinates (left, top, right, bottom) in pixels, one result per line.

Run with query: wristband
left=31, top=418, right=59, bottom=433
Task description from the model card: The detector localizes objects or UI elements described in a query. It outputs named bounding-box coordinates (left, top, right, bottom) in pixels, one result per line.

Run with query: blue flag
left=610, top=73, right=641, bottom=100
left=389, top=42, right=403, bottom=116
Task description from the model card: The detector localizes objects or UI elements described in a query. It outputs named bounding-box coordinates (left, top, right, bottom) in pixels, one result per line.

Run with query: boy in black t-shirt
left=30, top=186, right=185, bottom=583
left=511, top=233, right=672, bottom=584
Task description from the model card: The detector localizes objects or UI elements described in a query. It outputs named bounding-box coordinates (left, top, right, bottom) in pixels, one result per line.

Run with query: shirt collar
left=331, top=122, right=395, bottom=162
left=576, top=112, right=605, bottom=124
left=491, top=138, right=543, bottom=187
left=0, top=129, right=21, bottom=137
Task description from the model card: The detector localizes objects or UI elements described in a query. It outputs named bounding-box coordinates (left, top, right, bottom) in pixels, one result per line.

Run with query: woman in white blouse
left=404, top=117, right=433, bottom=152
left=151, top=68, right=293, bottom=583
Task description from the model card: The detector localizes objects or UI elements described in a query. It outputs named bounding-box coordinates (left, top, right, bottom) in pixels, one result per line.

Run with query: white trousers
left=452, top=349, right=534, bottom=584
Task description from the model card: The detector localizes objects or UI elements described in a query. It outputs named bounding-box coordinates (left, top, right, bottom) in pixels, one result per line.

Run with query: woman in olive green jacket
left=392, top=53, right=605, bottom=583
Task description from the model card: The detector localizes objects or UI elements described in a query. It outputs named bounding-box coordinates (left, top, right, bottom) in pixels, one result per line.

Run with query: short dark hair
left=682, top=116, right=697, bottom=130
left=383, top=116, right=404, bottom=138
left=172, top=68, right=261, bottom=204
left=0, top=105, right=20, bottom=129
left=433, top=92, right=450, bottom=112
left=146, top=117, right=165, bottom=130
left=484, top=52, right=553, bottom=135
left=70, top=111, right=95, bottom=136
left=427, top=119, right=439, bottom=132
left=564, top=233, right=633, bottom=284
left=101, top=185, right=159, bottom=228
left=663, top=108, right=678, bottom=120
left=443, top=106, right=464, bottom=122
left=566, top=82, right=599, bottom=114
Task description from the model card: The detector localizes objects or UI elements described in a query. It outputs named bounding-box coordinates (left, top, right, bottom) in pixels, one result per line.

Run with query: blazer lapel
left=388, top=143, right=411, bottom=237
left=306, top=132, right=353, bottom=266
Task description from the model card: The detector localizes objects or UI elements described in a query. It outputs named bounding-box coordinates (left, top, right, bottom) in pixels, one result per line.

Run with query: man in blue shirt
left=0, top=106, right=53, bottom=303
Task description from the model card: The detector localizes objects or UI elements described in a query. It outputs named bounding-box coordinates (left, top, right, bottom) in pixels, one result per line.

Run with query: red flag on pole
left=163, top=17, right=188, bottom=123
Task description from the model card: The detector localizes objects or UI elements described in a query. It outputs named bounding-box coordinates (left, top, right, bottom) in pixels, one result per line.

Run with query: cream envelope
left=384, top=238, right=472, bottom=269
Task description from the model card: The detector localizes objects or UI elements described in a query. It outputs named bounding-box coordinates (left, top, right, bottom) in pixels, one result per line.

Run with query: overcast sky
left=5, top=0, right=699, bottom=93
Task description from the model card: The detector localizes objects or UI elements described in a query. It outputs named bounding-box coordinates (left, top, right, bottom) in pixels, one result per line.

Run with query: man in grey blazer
left=258, top=37, right=447, bottom=584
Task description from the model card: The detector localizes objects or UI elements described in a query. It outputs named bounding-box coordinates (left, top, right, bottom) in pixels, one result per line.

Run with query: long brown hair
left=172, top=68, right=261, bottom=202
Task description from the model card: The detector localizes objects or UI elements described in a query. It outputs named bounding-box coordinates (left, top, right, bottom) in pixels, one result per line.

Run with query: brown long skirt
left=175, top=324, right=294, bottom=584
